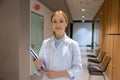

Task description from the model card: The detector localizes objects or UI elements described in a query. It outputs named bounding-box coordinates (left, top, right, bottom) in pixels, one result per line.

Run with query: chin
left=56, top=32, right=62, bottom=34
left=55, top=30, right=62, bottom=33
left=56, top=32, right=64, bottom=35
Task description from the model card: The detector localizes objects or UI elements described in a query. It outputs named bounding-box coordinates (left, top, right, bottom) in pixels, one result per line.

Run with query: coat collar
left=50, top=33, right=70, bottom=50
left=51, top=33, right=69, bottom=42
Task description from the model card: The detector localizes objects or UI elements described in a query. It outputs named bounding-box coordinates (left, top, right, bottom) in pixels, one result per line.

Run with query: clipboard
left=28, top=44, right=46, bottom=70
left=28, top=45, right=39, bottom=60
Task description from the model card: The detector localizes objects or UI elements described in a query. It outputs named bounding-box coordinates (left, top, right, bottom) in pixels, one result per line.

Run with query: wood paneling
left=118, top=1, right=120, bottom=33
left=104, top=0, right=112, bottom=34
left=118, top=6, right=120, bottom=33
left=101, top=35, right=112, bottom=80
left=93, top=0, right=120, bottom=80
left=106, top=35, right=113, bottom=80
left=112, top=36, right=120, bottom=80
left=107, top=0, right=112, bottom=34
left=111, top=0, right=119, bottom=34
left=94, top=0, right=120, bottom=80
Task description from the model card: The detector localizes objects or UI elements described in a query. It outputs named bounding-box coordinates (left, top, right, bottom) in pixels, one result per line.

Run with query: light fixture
left=82, top=16, right=85, bottom=18
left=82, top=9, right=85, bottom=11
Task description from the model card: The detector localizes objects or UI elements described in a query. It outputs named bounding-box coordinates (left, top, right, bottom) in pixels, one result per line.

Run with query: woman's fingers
left=34, top=58, right=43, bottom=69
left=32, top=57, right=36, bottom=61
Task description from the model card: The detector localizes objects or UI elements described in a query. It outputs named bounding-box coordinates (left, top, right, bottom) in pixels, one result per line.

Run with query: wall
left=30, top=0, right=53, bottom=39
left=73, top=22, right=92, bottom=49
left=93, top=0, right=120, bottom=80
left=0, top=0, right=30, bottom=80
left=19, top=0, right=30, bottom=80
left=30, top=0, right=53, bottom=76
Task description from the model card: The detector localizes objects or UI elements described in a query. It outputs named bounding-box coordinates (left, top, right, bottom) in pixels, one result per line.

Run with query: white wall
left=73, top=22, right=92, bottom=47
left=30, top=0, right=53, bottom=39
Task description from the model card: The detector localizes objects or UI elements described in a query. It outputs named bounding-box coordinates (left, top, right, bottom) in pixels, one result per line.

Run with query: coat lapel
left=51, top=37, right=56, bottom=51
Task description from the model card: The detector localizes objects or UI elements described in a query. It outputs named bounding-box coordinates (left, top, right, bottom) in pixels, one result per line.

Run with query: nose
left=56, top=22, right=60, bottom=27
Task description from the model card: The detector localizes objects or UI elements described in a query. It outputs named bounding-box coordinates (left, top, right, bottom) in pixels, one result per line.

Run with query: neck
left=55, top=33, right=64, bottom=39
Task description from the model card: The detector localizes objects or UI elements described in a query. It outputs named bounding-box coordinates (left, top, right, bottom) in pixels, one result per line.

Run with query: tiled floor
left=31, top=49, right=108, bottom=80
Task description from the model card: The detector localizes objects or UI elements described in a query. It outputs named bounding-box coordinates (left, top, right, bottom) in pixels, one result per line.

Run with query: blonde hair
left=51, top=10, right=68, bottom=24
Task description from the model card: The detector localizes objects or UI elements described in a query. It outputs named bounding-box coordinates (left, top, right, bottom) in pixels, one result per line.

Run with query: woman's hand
left=33, top=58, right=43, bottom=70
left=45, top=70, right=70, bottom=79
left=45, top=70, right=58, bottom=79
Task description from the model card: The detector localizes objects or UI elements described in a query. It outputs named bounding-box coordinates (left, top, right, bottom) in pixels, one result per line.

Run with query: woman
left=34, top=10, right=83, bottom=80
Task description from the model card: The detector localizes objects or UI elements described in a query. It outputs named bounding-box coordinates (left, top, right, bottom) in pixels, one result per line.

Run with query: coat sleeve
left=67, top=42, right=83, bottom=79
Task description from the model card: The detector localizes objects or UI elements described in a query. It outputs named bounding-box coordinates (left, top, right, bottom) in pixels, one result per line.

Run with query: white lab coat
left=37, top=34, right=83, bottom=80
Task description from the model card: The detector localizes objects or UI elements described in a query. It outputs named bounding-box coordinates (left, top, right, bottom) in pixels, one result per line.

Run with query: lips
left=55, top=28, right=62, bottom=29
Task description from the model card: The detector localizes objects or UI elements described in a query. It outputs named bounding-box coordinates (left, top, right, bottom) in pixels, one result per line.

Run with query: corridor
left=0, top=0, right=120, bottom=80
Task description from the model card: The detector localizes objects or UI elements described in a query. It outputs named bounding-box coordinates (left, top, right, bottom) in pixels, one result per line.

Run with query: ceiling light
left=82, top=16, right=85, bottom=18
left=82, top=9, right=85, bottom=11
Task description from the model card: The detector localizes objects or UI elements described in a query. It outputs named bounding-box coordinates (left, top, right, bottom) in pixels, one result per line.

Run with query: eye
left=52, top=20, right=57, bottom=23
left=60, top=20, right=64, bottom=23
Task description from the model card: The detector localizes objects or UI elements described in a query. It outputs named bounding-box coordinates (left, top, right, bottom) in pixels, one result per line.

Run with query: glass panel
left=93, top=17, right=100, bottom=49
left=31, top=11, right=43, bottom=75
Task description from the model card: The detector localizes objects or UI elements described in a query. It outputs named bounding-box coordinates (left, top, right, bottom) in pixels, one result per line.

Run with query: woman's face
left=51, top=14, right=67, bottom=35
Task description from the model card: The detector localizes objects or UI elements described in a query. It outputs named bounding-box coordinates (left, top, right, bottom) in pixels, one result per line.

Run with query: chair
left=88, top=56, right=111, bottom=80
left=87, top=49, right=100, bottom=58
left=88, top=51, right=105, bottom=64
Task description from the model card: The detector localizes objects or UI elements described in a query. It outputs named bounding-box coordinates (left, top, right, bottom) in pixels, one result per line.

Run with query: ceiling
left=38, top=0, right=104, bottom=22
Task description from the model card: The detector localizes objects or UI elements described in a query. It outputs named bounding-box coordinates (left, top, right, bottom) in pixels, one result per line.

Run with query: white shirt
left=37, top=34, right=83, bottom=80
